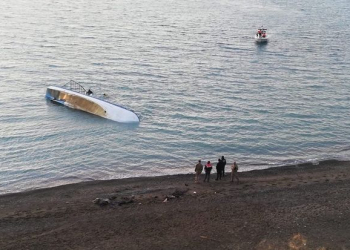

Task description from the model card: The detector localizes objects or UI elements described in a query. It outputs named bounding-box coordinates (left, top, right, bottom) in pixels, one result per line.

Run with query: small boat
left=255, top=28, right=268, bottom=43
left=46, top=80, right=140, bottom=123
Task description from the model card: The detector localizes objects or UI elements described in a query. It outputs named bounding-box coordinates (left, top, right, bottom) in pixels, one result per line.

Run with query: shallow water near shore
left=0, top=0, right=350, bottom=193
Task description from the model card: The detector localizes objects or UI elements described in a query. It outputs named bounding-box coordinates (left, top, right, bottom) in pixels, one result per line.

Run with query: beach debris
left=163, top=189, right=189, bottom=202
left=93, top=198, right=111, bottom=206
left=118, top=196, right=134, bottom=206
left=193, top=191, right=197, bottom=194
left=93, top=198, right=101, bottom=204
left=100, top=199, right=111, bottom=206
left=172, top=189, right=189, bottom=198
left=118, top=199, right=134, bottom=206
left=93, top=196, right=135, bottom=206
left=108, top=195, right=117, bottom=200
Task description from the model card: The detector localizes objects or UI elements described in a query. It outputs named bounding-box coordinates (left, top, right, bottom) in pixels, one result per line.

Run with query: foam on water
left=0, top=0, right=350, bottom=193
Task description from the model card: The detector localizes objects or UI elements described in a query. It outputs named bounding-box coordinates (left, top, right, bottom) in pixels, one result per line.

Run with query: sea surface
left=1, top=0, right=349, bottom=194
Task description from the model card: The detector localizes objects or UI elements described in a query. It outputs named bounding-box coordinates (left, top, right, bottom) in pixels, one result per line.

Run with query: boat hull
left=46, top=86, right=140, bottom=123
left=255, top=36, right=268, bottom=43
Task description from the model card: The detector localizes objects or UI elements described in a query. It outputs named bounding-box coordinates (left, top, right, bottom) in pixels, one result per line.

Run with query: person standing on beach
left=194, top=160, right=203, bottom=183
left=215, top=158, right=223, bottom=180
left=231, top=161, right=239, bottom=184
left=221, top=156, right=227, bottom=176
left=204, top=161, right=212, bottom=182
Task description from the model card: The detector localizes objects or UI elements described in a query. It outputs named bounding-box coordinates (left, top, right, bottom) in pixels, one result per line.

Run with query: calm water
left=1, top=0, right=349, bottom=193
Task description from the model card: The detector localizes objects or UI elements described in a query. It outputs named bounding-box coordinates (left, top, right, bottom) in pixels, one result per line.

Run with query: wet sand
left=1, top=160, right=350, bottom=250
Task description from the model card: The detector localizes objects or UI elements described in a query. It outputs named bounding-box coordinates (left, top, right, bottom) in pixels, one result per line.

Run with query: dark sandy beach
left=1, top=161, right=350, bottom=250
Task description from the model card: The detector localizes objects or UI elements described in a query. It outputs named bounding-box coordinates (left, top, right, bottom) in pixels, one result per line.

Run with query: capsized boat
left=46, top=80, right=140, bottom=123
left=255, top=28, right=268, bottom=43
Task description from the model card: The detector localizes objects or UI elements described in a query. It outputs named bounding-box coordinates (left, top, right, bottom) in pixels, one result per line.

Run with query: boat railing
left=62, top=80, right=87, bottom=95
left=60, top=80, right=140, bottom=118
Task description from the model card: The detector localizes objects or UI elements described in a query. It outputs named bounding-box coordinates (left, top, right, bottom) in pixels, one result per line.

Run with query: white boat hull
left=46, top=86, right=140, bottom=123
left=255, top=36, right=268, bottom=43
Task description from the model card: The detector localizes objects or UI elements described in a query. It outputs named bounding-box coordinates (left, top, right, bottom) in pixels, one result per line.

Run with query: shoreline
left=1, top=160, right=350, bottom=249
left=1, top=158, right=348, bottom=196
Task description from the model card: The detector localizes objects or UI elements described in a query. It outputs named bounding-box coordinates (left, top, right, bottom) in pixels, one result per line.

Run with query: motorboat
left=46, top=80, right=140, bottom=123
left=255, top=28, right=268, bottom=43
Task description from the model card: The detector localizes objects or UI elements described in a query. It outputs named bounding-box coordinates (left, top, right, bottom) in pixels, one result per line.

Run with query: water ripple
left=0, top=0, right=350, bottom=193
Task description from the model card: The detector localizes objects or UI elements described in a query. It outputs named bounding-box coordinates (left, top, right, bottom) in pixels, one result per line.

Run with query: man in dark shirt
left=215, top=159, right=223, bottom=180
left=221, top=156, right=227, bottom=176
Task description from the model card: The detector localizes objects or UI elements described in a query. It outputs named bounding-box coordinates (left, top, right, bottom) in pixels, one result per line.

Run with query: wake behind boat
left=46, top=80, right=140, bottom=123
left=255, top=28, right=268, bottom=43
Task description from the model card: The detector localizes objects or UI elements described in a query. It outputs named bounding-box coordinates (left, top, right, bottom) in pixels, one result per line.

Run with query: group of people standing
left=194, top=156, right=239, bottom=184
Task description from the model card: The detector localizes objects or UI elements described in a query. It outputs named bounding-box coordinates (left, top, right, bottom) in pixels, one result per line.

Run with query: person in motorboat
left=257, top=29, right=262, bottom=37
left=86, top=89, right=93, bottom=96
